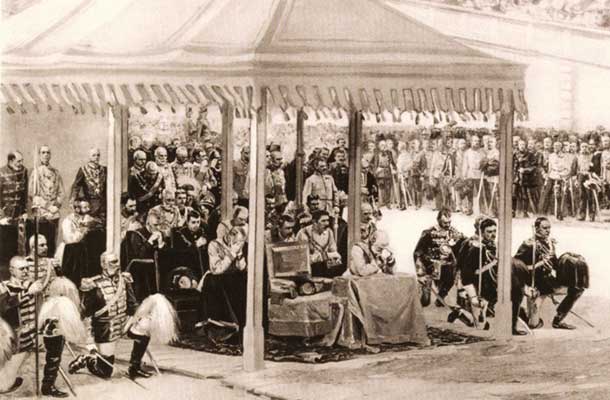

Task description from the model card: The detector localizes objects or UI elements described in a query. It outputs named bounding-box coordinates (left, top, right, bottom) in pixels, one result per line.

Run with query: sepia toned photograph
left=1, top=0, right=609, bottom=398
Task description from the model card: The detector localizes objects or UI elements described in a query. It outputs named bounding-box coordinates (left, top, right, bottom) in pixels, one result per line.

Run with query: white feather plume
left=132, top=294, right=179, bottom=344
left=38, top=296, right=86, bottom=343
left=0, top=318, right=14, bottom=368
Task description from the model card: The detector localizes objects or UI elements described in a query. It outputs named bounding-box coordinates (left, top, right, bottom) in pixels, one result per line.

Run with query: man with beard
left=539, top=141, right=572, bottom=220
left=514, top=217, right=589, bottom=329
left=330, top=149, right=349, bottom=194
left=349, top=230, right=396, bottom=277
left=146, top=189, right=180, bottom=242
left=360, top=158, right=379, bottom=210
left=120, top=194, right=142, bottom=240
left=461, top=136, right=485, bottom=216
left=24, top=234, right=61, bottom=292
left=480, top=137, right=500, bottom=217
left=265, top=214, right=297, bottom=244
left=265, top=150, right=288, bottom=208
left=172, top=210, right=208, bottom=277
left=70, top=148, right=107, bottom=221
left=303, top=158, right=339, bottom=214
left=371, top=140, right=396, bottom=207
left=428, top=139, right=454, bottom=211
left=512, top=140, right=538, bottom=217
left=129, top=161, right=164, bottom=216
left=413, top=208, right=466, bottom=307
left=129, top=150, right=147, bottom=177
left=575, top=142, right=597, bottom=221
left=69, top=252, right=159, bottom=380
left=216, top=205, right=249, bottom=241
left=296, top=210, right=342, bottom=278
left=171, top=146, right=195, bottom=188
left=175, top=188, right=194, bottom=228
left=28, top=146, right=64, bottom=255
left=154, top=146, right=176, bottom=193
left=233, top=146, right=250, bottom=208
left=328, top=138, right=348, bottom=165
left=0, top=151, right=28, bottom=271
left=121, top=212, right=165, bottom=301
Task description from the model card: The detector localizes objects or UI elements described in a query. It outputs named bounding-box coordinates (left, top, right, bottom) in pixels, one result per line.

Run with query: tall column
left=493, top=90, right=515, bottom=338
left=107, top=105, right=127, bottom=254
left=243, top=88, right=267, bottom=371
left=295, top=109, right=305, bottom=208
left=347, top=110, right=363, bottom=270
left=221, top=103, right=235, bottom=219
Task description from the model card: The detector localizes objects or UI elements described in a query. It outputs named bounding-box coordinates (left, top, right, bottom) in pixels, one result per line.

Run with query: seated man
left=349, top=230, right=396, bottom=277
left=216, top=205, right=249, bottom=241
left=121, top=214, right=165, bottom=302
left=172, top=210, right=208, bottom=278
left=296, top=210, right=342, bottom=278
left=146, top=189, right=180, bottom=242
left=513, top=217, right=589, bottom=330
left=198, top=227, right=248, bottom=336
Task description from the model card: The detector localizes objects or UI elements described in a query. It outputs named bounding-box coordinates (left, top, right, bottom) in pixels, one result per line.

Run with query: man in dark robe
left=172, top=210, right=208, bottom=279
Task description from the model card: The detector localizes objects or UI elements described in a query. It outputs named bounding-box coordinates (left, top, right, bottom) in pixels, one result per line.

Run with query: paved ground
left=4, top=209, right=609, bottom=399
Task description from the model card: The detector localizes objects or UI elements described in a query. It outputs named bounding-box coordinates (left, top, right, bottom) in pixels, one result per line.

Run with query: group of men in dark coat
left=414, top=209, right=589, bottom=335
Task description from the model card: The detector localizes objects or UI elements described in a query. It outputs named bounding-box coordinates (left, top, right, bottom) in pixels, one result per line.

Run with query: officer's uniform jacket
left=413, top=225, right=465, bottom=267
left=29, top=164, right=64, bottom=221
left=233, top=158, right=249, bottom=200
left=156, top=163, right=176, bottom=193
left=81, top=272, right=137, bottom=343
left=462, top=148, right=484, bottom=180
left=208, top=238, right=246, bottom=274
left=296, top=225, right=337, bottom=264
left=602, top=149, right=610, bottom=181
left=548, top=152, right=572, bottom=181
left=302, top=173, right=338, bottom=213
left=0, top=278, right=36, bottom=352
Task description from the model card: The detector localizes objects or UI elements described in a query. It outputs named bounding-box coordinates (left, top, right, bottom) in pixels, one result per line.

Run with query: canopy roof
left=0, top=0, right=527, bottom=118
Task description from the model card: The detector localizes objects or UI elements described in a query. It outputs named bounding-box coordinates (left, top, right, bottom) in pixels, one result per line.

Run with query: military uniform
left=146, top=204, right=180, bottom=240
left=461, top=147, right=485, bottom=215
left=156, top=164, right=176, bottom=193
left=575, top=153, right=595, bottom=220
left=70, top=163, right=107, bottom=220
left=128, top=170, right=164, bottom=215
left=349, top=241, right=395, bottom=277
left=413, top=225, right=466, bottom=301
left=539, top=152, right=573, bottom=218
left=302, top=173, right=338, bottom=213
left=512, top=149, right=538, bottom=215
left=233, top=158, right=249, bottom=207
left=172, top=226, right=208, bottom=276
left=372, top=151, right=396, bottom=207
left=70, top=271, right=153, bottom=380
left=0, top=278, right=36, bottom=353
left=429, top=150, right=454, bottom=211
left=29, top=165, right=64, bottom=254
left=296, top=225, right=340, bottom=278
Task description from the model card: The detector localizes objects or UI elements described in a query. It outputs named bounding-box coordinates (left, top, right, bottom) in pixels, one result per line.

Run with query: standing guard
left=29, top=146, right=64, bottom=255
left=70, top=148, right=107, bottom=221
left=302, top=158, right=339, bottom=214
left=512, top=140, right=538, bottom=217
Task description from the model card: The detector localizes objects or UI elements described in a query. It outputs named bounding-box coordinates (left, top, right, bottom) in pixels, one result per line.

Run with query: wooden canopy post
left=221, top=103, right=235, bottom=219
left=493, top=90, right=515, bottom=338
left=347, top=110, right=363, bottom=270
left=295, top=108, right=305, bottom=209
left=107, top=104, right=127, bottom=254
left=243, top=88, right=267, bottom=371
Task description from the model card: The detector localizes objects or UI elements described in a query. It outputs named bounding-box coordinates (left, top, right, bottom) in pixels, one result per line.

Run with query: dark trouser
left=425, top=261, right=456, bottom=299
left=127, top=331, right=150, bottom=371
left=431, top=177, right=451, bottom=211
left=577, top=174, right=596, bottom=219
left=556, top=287, right=585, bottom=318
left=539, top=179, right=568, bottom=217
left=510, top=258, right=530, bottom=329
left=407, top=176, right=422, bottom=208
left=87, top=354, right=115, bottom=379
left=42, top=335, right=64, bottom=389
left=513, top=184, right=538, bottom=215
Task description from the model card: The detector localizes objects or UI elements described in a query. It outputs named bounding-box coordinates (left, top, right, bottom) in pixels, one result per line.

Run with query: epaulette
left=470, top=239, right=482, bottom=248
left=121, top=272, right=134, bottom=283
left=80, top=277, right=96, bottom=292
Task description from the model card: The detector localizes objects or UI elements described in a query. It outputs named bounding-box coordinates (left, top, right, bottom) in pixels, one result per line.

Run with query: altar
left=268, top=273, right=429, bottom=348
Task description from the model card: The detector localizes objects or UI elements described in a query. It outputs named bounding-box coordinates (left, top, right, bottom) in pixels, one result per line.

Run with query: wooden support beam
left=295, top=108, right=305, bottom=209
left=107, top=105, right=127, bottom=254
left=243, top=89, right=267, bottom=372
left=492, top=90, right=515, bottom=338
left=347, top=110, right=363, bottom=271
left=221, top=103, right=235, bottom=220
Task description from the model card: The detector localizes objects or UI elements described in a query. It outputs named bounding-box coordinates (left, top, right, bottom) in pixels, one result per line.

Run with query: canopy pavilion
left=1, top=0, right=527, bottom=370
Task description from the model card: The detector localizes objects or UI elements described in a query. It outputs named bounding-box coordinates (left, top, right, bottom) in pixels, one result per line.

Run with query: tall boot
left=127, top=332, right=152, bottom=379
left=41, top=335, right=69, bottom=398
left=553, top=287, right=584, bottom=330
left=86, top=352, right=115, bottom=379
